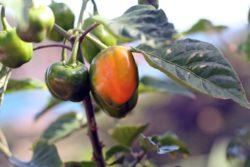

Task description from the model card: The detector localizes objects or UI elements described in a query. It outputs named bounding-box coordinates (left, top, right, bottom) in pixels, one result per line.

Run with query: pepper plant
left=0, top=0, right=249, bottom=167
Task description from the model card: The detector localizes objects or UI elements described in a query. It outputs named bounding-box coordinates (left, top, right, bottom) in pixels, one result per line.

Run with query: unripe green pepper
left=48, top=2, right=75, bottom=42
left=90, top=46, right=139, bottom=118
left=138, top=0, right=159, bottom=9
left=0, top=28, right=33, bottom=68
left=81, top=15, right=117, bottom=63
left=17, top=4, right=55, bottom=43
left=45, top=62, right=90, bottom=102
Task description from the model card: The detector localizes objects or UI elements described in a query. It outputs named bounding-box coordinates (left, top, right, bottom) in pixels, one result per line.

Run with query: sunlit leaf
left=41, top=112, right=86, bottom=143
left=184, top=19, right=227, bottom=35
left=110, top=124, right=148, bottom=147
left=6, top=78, right=46, bottom=93
left=140, top=76, right=195, bottom=98
left=133, top=39, right=250, bottom=109
left=92, top=5, right=175, bottom=45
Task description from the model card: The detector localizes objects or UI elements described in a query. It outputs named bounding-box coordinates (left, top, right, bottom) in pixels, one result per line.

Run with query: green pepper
left=138, top=0, right=159, bottom=9
left=17, top=4, right=55, bottom=43
left=81, top=15, right=117, bottom=63
left=48, top=2, right=75, bottom=42
left=0, top=28, right=33, bottom=68
left=90, top=46, right=139, bottom=118
left=45, top=62, right=90, bottom=102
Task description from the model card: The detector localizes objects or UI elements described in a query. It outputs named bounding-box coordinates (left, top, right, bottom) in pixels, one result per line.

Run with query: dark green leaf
left=64, top=161, right=96, bottom=167
left=93, top=5, right=175, bottom=44
left=139, top=133, right=189, bottom=155
left=140, top=76, right=195, bottom=98
left=35, top=96, right=63, bottom=120
left=110, top=124, right=148, bottom=147
left=105, top=145, right=130, bottom=161
left=133, top=39, right=250, bottom=109
left=41, top=112, right=85, bottom=143
left=184, top=19, right=227, bottom=35
left=9, top=140, right=62, bottom=167
left=6, top=79, right=46, bottom=93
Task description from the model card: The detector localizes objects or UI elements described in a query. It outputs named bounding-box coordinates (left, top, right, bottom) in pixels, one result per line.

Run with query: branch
left=33, top=44, right=72, bottom=51
left=79, top=23, right=100, bottom=42
left=83, top=95, right=105, bottom=167
left=77, top=0, right=89, bottom=29
left=53, top=24, right=72, bottom=41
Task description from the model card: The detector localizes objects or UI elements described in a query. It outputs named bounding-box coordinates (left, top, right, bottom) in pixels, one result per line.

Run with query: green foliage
left=65, top=161, right=96, bottom=167
left=41, top=112, right=85, bottom=143
left=139, top=133, right=189, bottom=155
left=105, top=145, right=130, bottom=161
left=9, top=140, right=62, bottom=167
left=133, top=39, right=250, bottom=109
left=35, top=96, right=63, bottom=120
left=6, top=78, right=46, bottom=93
left=184, top=19, right=227, bottom=34
left=140, top=76, right=195, bottom=98
left=110, top=124, right=148, bottom=147
left=92, top=5, right=175, bottom=44
left=240, top=32, right=250, bottom=60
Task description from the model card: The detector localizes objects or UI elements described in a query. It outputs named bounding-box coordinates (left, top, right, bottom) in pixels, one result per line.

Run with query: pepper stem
left=67, top=36, right=80, bottom=66
left=61, top=39, right=68, bottom=62
left=1, top=6, right=11, bottom=30
left=91, top=0, right=99, bottom=15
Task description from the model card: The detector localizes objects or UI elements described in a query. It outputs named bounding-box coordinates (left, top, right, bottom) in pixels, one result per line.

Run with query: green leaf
left=110, top=124, right=148, bottom=147
left=64, top=161, right=96, bottom=167
left=9, top=140, right=62, bottom=167
left=35, top=96, right=63, bottom=120
left=140, top=76, right=195, bottom=98
left=6, top=78, right=46, bottom=93
left=93, top=5, right=175, bottom=44
left=0, top=64, right=11, bottom=106
left=105, top=145, right=130, bottom=161
left=41, top=112, right=85, bottom=143
left=139, top=133, right=189, bottom=155
left=241, top=32, right=250, bottom=60
left=133, top=39, right=250, bottom=109
left=184, top=19, right=227, bottom=35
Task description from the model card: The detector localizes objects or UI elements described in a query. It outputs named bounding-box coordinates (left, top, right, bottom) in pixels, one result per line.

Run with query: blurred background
left=1, top=0, right=250, bottom=166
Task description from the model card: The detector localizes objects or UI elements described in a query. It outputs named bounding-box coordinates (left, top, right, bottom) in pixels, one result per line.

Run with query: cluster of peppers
left=0, top=1, right=139, bottom=118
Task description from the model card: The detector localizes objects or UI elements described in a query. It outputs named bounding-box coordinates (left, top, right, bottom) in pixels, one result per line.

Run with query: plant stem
left=77, top=0, right=89, bottom=29
left=53, top=24, right=72, bottom=41
left=83, top=95, right=105, bottom=167
left=131, top=151, right=147, bottom=167
left=1, top=5, right=11, bottom=30
left=0, top=68, right=11, bottom=106
left=79, top=23, right=100, bottom=42
left=67, top=36, right=80, bottom=65
left=86, top=34, right=108, bottom=50
left=33, top=44, right=72, bottom=51
left=61, top=39, right=68, bottom=61
left=91, top=0, right=99, bottom=15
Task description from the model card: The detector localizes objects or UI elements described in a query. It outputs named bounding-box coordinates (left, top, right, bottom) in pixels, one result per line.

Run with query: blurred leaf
left=133, top=39, right=250, bottom=109
left=140, top=76, right=195, bottom=98
left=9, top=140, right=62, bottom=167
left=92, top=5, right=175, bottom=45
left=41, top=112, right=86, bottom=143
left=139, top=133, right=189, bottom=155
left=35, top=96, right=63, bottom=120
left=184, top=19, right=227, bottom=35
left=227, top=128, right=250, bottom=161
left=138, top=0, right=159, bottom=9
left=0, top=64, right=11, bottom=106
left=105, top=145, right=130, bottom=161
left=248, top=8, right=250, bottom=24
left=6, top=78, right=46, bottom=93
left=110, top=124, right=148, bottom=147
left=240, top=32, right=250, bottom=60
left=64, top=161, right=96, bottom=167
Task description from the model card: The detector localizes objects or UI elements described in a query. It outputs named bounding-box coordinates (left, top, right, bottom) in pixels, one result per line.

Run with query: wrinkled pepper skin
left=138, top=0, right=159, bottom=9
left=48, top=2, right=75, bottom=41
left=81, top=16, right=117, bottom=63
left=0, top=28, right=33, bottom=68
left=45, top=62, right=90, bottom=102
left=90, top=46, right=139, bottom=118
left=17, top=4, right=55, bottom=43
